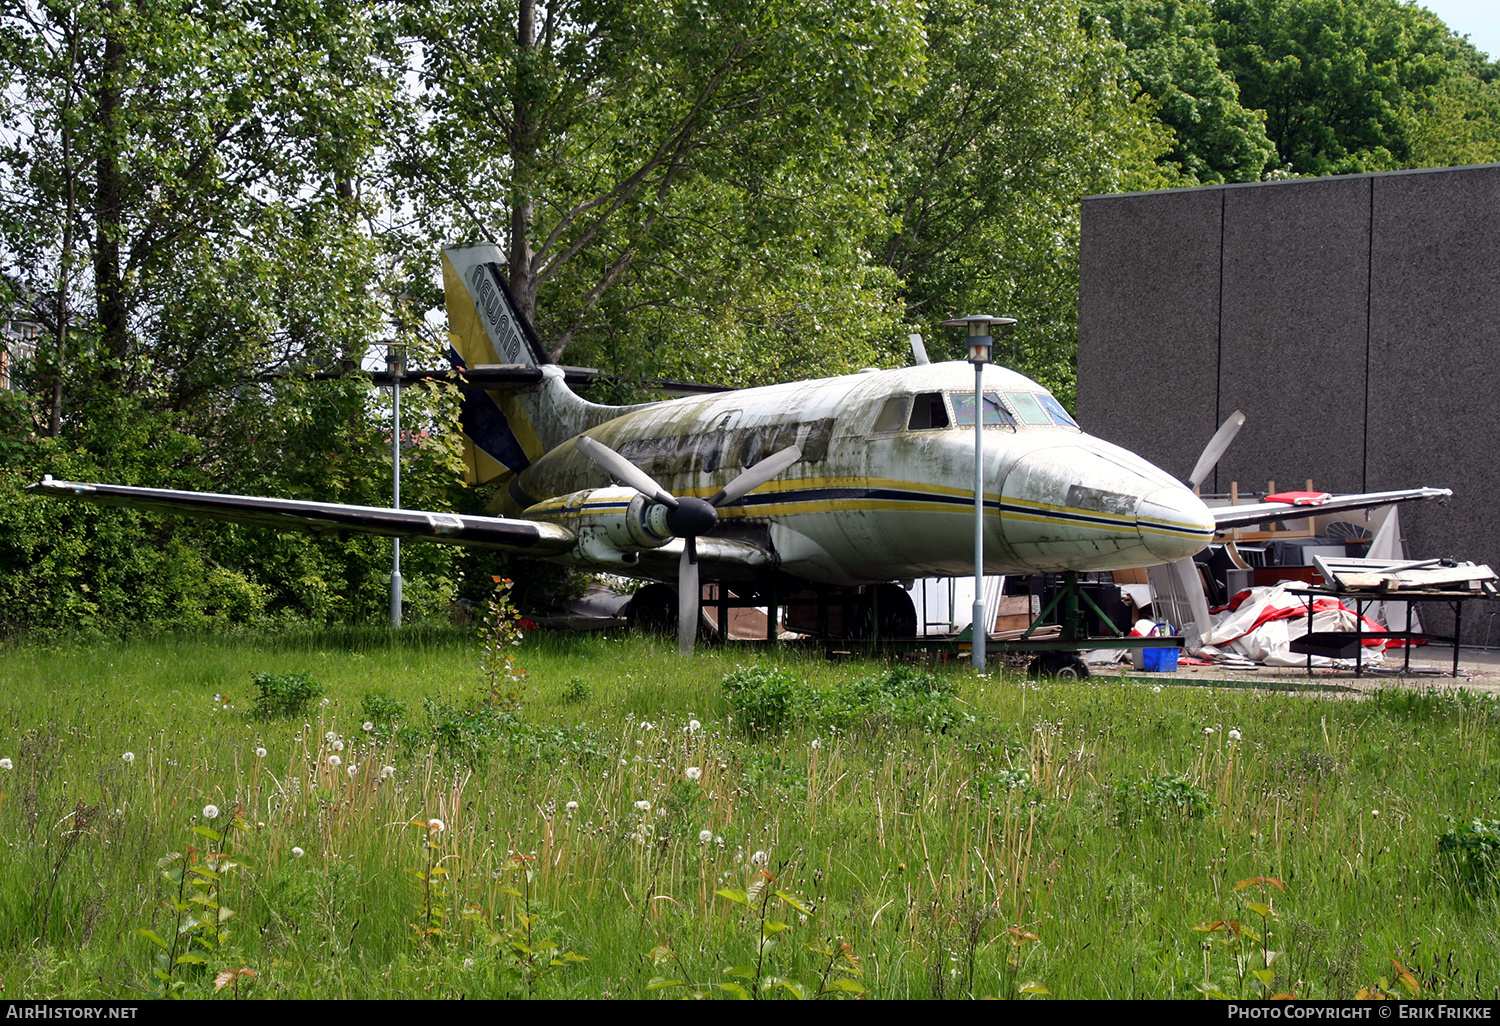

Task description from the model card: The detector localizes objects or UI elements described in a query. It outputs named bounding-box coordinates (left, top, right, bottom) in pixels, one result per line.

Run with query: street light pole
left=942, top=314, right=1016, bottom=670
left=387, top=342, right=407, bottom=628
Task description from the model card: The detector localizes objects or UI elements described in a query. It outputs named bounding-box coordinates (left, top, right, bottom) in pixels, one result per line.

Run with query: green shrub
left=1438, top=817, right=1500, bottom=895
left=561, top=676, right=592, bottom=703
left=721, top=665, right=802, bottom=733
left=250, top=671, right=326, bottom=720
left=360, top=692, right=407, bottom=724
left=1104, top=774, right=1212, bottom=826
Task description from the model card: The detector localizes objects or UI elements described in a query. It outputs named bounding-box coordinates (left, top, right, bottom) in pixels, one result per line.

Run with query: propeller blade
left=1187, top=410, right=1246, bottom=492
left=678, top=539, right=700, bottom=656
left=709, top=446, right=802, bottom=508
left=909, top=333, right=930, bottom=365
left=575, top=435, right=678, bottom=508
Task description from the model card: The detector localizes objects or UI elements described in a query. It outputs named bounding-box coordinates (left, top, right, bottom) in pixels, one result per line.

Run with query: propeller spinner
left=574, top=435, right=802, bottom=655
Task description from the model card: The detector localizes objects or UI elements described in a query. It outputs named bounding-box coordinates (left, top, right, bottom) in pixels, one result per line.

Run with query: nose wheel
left=1027, top=652, right=1091, bottom=680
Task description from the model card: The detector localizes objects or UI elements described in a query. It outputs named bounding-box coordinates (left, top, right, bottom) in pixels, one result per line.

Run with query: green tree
left=1213, top=0, right=1461, bottom=175
left=874, top=0, right=1173, bottom=405
left=393, top=0, right=925, bottom=384
left=1094, top=0, right=1276, bottom=183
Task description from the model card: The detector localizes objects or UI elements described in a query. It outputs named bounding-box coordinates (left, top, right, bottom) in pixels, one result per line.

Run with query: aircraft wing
left=27, top=476, right=576, bottom=555
left=1211, top=487, right=1452, bottom=532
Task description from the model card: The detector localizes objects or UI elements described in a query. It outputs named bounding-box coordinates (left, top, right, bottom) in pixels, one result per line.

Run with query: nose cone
left=1137, top=486, right=1215, bottom=562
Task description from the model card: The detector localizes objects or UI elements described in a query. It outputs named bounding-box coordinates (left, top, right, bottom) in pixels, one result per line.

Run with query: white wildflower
left=362, top=721, right=374, bottom=732
left=685, top=766, right=702, bottom=781
left=699, top=830, right=713, bottom=843
left=202, top=804, right=220, bottom=820
left=327, top=754, right=342, bottom=768
left=1204, top=727, right=1215, bottom=735
left=1228, top=729, right=1243, bottom=741
left=811, top=738, right=822, bottom=750
left=1152, top=685, right=1163, bottom=693
left=325, top=731, right=337, bottom=743
left=751, top=850, right=769, bottom=866
left=255, top=747, right=267, bottom=759
left=687, top=719, right=701, bottom=733
left=121, top=752, right=135, bottom=764
left=634, top=800, right=651, bottom=812
left=347, top=764, right=358, bottom=778
left=332, top=740, right=344, bottom=752
left=0, top=758, right=11, bottom=770
left=380, top=765, right=396, bottom=779
left=291, top=847, right=305, bottom=858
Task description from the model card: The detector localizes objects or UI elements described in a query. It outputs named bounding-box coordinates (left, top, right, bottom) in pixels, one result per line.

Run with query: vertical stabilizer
left=442, top=245, right=634, bottom=485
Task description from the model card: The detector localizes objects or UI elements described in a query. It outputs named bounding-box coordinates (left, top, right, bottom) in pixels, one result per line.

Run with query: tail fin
left=442, top=244, right=648, bottom=486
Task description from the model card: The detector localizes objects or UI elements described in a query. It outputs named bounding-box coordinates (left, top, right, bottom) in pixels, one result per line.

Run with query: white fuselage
left=501, top=362, right=1215, bottom=586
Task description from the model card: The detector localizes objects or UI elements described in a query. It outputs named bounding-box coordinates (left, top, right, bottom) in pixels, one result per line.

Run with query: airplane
left=29, top=243, right=1453, bottom=662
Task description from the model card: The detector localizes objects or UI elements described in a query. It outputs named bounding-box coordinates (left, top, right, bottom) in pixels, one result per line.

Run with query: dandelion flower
left=380, top=765, right=396, bottom=779
left=362, top=721, right=374, bottom=732
left=346, top=764, right=358, bottom=778
left=327, top=754, right=342, bottom=768
left=121, top=752, right=135, bottom=764
left=255, top=747, right=267, bottom=759
left=1228, top=729, right=1243, bottom=741
left=685, top=767, right=702, bottom=781
left=428, top=818, right=445, bottom=833
left=699, top=829, right=713, bottom=843
left=688, top=719, right=701, bottom=733
left=1204, top=727, right=1215, bottom=735
left=751, top=850, right=769, bottom=866
left=1371, top=809, right=1380, bottom=818
left=1, top=758, right=13, bottom=770
left=634, top=800, right=651, bottom=812
left=291, top=847, right=305, bottom=858
left=1151, top=685, right=1162, bottom=693
left=811, top=738, right=822, bottom=750
left=325, top=731, right=337, bottom=743
left=203, top=804, right=220, bottom=820
left=332, top=740, right=344, bottom=752
left=565, top=800, right=579, bottom=813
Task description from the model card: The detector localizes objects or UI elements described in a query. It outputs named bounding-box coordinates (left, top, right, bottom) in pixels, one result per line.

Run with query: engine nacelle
left=521, top=486, right=673, bottom=566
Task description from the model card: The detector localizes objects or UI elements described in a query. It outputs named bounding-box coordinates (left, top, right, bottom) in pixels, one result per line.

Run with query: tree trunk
left=508, top=0, right=538, bottom=319
left=94, top=0, right=127, bottom=383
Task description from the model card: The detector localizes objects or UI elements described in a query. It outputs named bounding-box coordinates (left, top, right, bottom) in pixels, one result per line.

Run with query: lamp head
left=941, top=315, right=1016, bottom=366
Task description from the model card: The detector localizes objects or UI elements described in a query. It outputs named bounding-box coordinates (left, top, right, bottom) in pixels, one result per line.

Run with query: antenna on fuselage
left=909, top=333, right=930, bottom=365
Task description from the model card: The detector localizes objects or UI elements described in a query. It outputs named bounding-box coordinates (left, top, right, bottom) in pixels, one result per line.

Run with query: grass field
left=1, top=623, right=1498, bottom=1000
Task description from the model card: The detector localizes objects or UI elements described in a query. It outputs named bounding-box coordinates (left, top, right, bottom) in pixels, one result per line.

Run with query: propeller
left=575, top=435, right=802, bottom=655
left=1187, top=410, right=1245, bottom=492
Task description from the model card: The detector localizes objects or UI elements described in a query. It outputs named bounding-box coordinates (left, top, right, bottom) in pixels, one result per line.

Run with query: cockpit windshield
left=951, top=392, right=1014, bottom=426
left=944, top=390, right=1079, bottom=429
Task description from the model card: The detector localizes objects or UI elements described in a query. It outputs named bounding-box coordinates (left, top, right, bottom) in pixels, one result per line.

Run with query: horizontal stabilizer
left=1211, top=487, right=1451, bottom=532
left=28, top=477, right=576, bottom=555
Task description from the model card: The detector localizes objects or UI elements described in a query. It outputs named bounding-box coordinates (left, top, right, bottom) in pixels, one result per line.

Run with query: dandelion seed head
left=327, top=754, right=342, bottom=768
left=291, top=847, right=305, bottom=858
left=121, top=751, right=135, bottom=763
left=332, top=740, right=344, bottom=752
left=1228, top=729, right=1243, bottom=741
left=685, top=766, right=702, bottom=781
left=699, top=829, right=713, bottom=843
left=811, top=738, right=822, bottom=750
left=0, top=758, right=13, bottom=770
left=751, top=850, right=769, bottom=866
left=255, top=747, right=267, bottom=759
left=202, top=804, right=220, bottom=820
left=428, top=818, right=445, bottom=833
left=634, top=800, right=651, bottom=812
left=380, top=765, right=396, bottom=779
left=687, top=719, right=701, bottom=733
left=325, top=731, right=337, bottom=743
left=346, top=764, right=358, bottom=778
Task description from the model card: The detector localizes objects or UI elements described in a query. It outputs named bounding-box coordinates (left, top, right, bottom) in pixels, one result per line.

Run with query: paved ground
left=1091, top=644, right=1500, bottom=695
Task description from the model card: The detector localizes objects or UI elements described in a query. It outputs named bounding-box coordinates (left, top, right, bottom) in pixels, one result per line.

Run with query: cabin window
left=1037, top=393, right=1078, bottom=427
left=1004, top=391, right=1053, bottom=426
left=872, top=396, right=910, bottom=432
left=908, top=392, right=949, bottom=430
left=950, top=392, right=1015, bottom=426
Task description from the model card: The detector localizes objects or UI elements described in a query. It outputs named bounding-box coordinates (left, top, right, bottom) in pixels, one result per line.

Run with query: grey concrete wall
left=1079, top=164, right=1500, bottom=644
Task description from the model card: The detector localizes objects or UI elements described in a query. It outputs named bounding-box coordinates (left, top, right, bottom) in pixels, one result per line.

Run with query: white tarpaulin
left=1199, top=583, right=1388, bottom=668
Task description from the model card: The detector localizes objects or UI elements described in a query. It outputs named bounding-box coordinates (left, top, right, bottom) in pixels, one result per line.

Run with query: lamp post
left=941, top=314, right=1016, bottom=670
left=387, top=341, right=407, bottom=628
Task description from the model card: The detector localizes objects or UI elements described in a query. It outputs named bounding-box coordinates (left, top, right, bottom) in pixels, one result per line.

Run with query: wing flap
left=28, top=477, right=576, bottom=555
left=1211, top=487, right=1451, bottom=532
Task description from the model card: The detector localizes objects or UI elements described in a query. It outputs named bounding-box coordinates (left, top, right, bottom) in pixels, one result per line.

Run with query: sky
left=1419, top=0, right=1500, bottom=60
